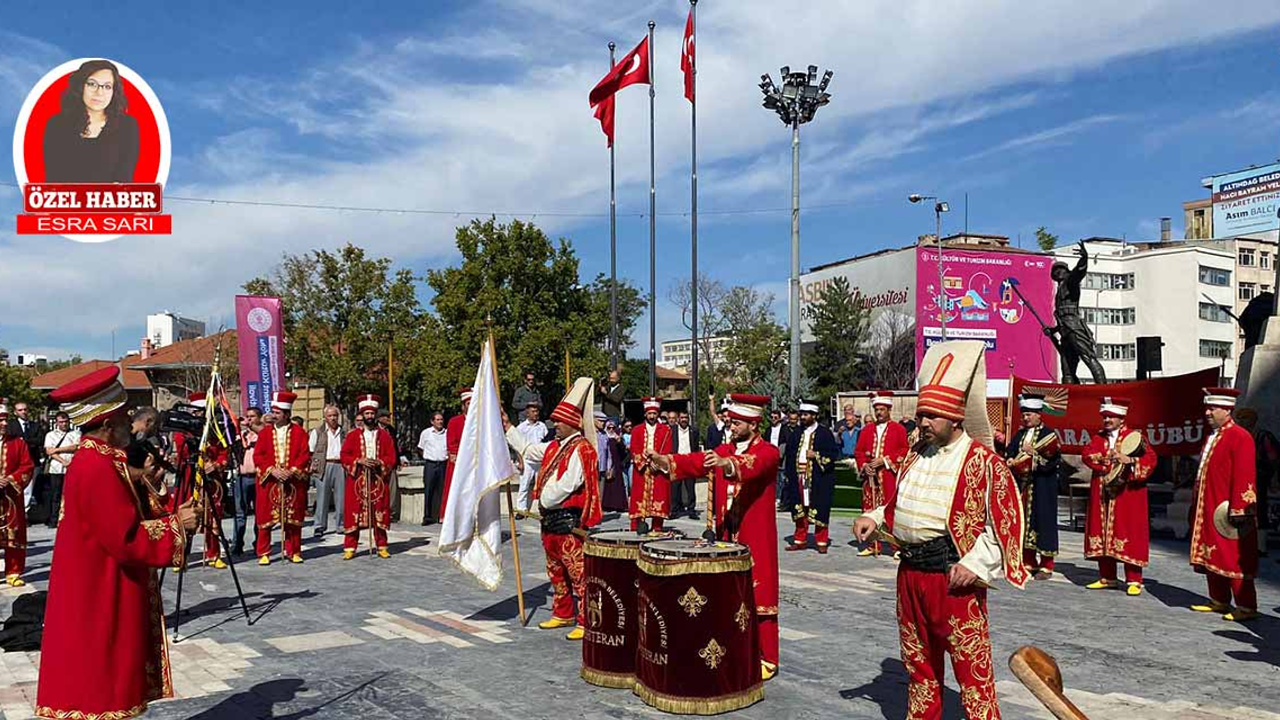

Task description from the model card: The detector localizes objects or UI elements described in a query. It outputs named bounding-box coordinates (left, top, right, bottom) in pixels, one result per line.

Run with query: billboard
left=798, top=247, right=914, bottom=343
left=1210, top=162, right=1280, bottom=236
left=235, top=295, right=286, bottom=414
left=915, top=247, right=1057, bottom=381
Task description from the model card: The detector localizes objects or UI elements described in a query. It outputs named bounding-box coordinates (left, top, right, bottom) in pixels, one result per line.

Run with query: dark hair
left=55, top=411, right=70, bottom=421
left=56, top=59, right=129, bottom=137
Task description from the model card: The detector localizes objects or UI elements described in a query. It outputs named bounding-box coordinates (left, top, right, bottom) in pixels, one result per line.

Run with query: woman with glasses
left=42, top=59, right=140, bottom=183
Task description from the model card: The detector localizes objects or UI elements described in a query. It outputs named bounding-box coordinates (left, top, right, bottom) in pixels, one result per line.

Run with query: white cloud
left=5, top=0, right=1280, bottom=356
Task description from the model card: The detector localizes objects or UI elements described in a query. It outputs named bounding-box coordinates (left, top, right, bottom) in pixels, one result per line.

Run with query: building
left=1050, top=239, right=1236, bottom=383
left=1183, top=198, right=1213, bottom=240
left=146, top=311, right=205, bottom=349
left=131, top=329, right=242, bottom=411
left=658, top=335, right=732, bottom=372
left=13, top=354, right=48, bottom=368
left=30, top=357, right=153, bottom=411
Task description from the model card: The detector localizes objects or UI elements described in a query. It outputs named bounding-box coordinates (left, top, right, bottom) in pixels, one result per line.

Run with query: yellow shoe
left=5, top=575, right=24, bottom=587
left=1224, top=608, right=1260, bottom=622
left=565, top=626, right=585, bottom=641
left=377, top=548, right=391, bottom=559
left=538, top=616, right=575, bottom=630
left=342, top=549, right=356, bottom=560
left=171, top=565, right=182, bottom=573
left=1085, top=579, right=1118, bottom=590
left=258, top=555, right=271, bottom=566
left=1126, top=583, right=1143, bottom=596
left=289, top=554, right=304, bottom=564
left=857, top=548, right=875, bottom=557
left=1190, top=601, right=1230, bottom=614
left=211, top=558, right=227, bottom=569
left=761, top=661, right=777, bottom=681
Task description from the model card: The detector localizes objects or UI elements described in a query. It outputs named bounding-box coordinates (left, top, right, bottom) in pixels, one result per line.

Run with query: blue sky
left=2, top=1, right=1280, bottom=362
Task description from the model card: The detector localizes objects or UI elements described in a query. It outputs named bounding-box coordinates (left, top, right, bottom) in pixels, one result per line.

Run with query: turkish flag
left=681, top=9, right=695, bottom=102
left=588, top=36, right=650, bottom=107
left=593, top=95, right=615, bottom=147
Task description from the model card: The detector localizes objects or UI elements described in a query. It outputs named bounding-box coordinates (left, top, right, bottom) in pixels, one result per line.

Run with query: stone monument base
left=1235, top=316, right=1280, bottom=434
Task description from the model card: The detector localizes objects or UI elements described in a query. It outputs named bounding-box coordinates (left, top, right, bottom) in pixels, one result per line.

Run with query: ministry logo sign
left=11, top=58, right=172, bottom=242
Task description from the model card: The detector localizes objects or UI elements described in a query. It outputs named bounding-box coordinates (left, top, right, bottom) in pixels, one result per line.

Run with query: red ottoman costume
left=341, top=394, right=399, bottom=554
left=1082, top=397, right=1155, bottom=590
left=854, top=391, right=908, bottom=555
left=0, top=404, right=34, bottom=583
left=254, top=391, right=311, bottom=561
left=629, top=397, right=672, bottom=531
left=37, top=366, right=188, bottom=720
left=440, top=386, right=471, bottom=520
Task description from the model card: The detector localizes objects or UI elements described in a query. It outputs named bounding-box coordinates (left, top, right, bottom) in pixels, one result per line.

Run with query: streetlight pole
left=760, top=65, right=833, bottom=400
left=910, top=194, right=950, bottom=341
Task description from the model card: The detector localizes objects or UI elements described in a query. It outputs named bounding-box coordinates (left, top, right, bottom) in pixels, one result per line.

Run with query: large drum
left=581, top=530, right=650, bottom=689
left=633, top=539, right=763, bottom=715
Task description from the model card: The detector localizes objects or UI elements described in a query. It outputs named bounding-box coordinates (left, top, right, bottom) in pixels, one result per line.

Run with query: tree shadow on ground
left=838, top=657, right=962, bottom=720
left=1141, top=577, right=1205, bottom=612
left=468, top=582, right=552, bottom=625
left=1043, top=560, right=1098, bottom=588
left=1217, top=613, right=1280, bottom=669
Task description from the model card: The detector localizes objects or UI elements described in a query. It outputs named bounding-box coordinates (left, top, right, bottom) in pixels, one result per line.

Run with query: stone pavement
left=1, top=510, right=1277, bottom=719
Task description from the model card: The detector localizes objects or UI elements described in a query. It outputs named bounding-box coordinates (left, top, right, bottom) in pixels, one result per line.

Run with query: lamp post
left=909, top=194, right=950, bottom=341
left=760, top=65, right=833, bottom=399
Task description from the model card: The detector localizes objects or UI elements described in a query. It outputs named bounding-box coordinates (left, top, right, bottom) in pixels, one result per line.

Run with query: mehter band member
left=254, top=391, right=311, bottom=564
left=1005, top=393, right=1061, bottom=579
left=629, top=397, right=672, bottom=531
left=36, top=366, right=199, bottom=720
left=1082, top=397, right=1155, bottom=596
left=0, top=404, right=34, bottom=586
left=189, top=392, right=230, bottom=569
left=854, top=390, right=908, bottom=556
left=42, top=59, right=140, bottom=183
left=341, top=394, right=398, bottom=559
left=439, top=387, right=471, bottom=520
left=1189, top=387, right=1260, bottom=622
left=785, top=400, right=839, bottom=554
left=854, top=341, right=1028, bottom=720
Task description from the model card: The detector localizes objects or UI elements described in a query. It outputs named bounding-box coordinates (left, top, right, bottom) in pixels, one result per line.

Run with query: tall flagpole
left=689, top=0, right=699, bottom=427
left=647, top=20, right=657, bottom=397
left=609, top=42, right=619, bottom=371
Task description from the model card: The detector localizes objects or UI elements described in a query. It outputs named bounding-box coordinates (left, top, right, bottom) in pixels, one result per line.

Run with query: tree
left=668, top=274, right=730, bottom=387
left=802, top=275, right=870, bottom=401
left=868, top=312, right=917, bottom=390
left=426, top=218, right=644, bottom=409
left=721, top=286, right=787, bottom=389
left=0, top=365, right=43, bottom=408
left=244, top=243, right=424, bottom=415
left=1035, top=226, right=1059, bottom=252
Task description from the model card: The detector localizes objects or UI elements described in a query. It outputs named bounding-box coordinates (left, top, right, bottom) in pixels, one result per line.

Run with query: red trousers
left=344, top=527, right=389, bottom=551
left=1207, top=571, right=1257, bottom=611
left=3, top=547, right=23, bottom=576
left=1022, top=550, right=1054, bottom=573
left=629, top=518, right=665, bottom=532
left=759, top=615, right=779, bottom=668
left=256, top=525, right=302, bottom=558
left=1097, top=558, right=1142, bottom=584
left=792, top=517, right=830, bottom=547
left=896, top=566, right=1001, bottom=720
left=543, top=532, right=586, bottom=625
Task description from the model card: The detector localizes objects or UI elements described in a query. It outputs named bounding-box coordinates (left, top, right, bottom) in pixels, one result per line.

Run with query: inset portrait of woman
left=41, top=59, right=140, bottom=183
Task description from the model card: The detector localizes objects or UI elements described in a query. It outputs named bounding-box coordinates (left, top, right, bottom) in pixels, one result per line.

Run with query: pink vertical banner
left=915, top=248, right=1058, bottom=381
left=234, top=295, right=286, bottom=413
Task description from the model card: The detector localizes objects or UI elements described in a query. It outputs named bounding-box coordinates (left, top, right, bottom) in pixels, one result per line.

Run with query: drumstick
left=1008, top=646, right=1089, bottom=720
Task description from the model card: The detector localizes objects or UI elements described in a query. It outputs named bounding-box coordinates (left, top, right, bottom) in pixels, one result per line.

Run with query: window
left=1199, top=265, right=1231, bottom=286
left=1263, top=252, right=1272, bottom=270
left=1096, top=343, right=1136, bottom=361
left=1083, top=272, right=1136, bottom=290
left=1199, top=339, right=1233, bottom=359
left=1240, top=282, right=1257, bottom=301
left=1200, top=302, right=1233, bottom=323
left=1081, top=307, right=1135, bottom=325
left=1239, top=248, right=1256, bottom=266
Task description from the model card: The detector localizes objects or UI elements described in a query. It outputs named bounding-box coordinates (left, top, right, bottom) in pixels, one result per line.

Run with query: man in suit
left=12, top=403, right=44, bottom=515
left=669, top=410, right=701, bottom=518
left=705, top=401, right=729, bottom=449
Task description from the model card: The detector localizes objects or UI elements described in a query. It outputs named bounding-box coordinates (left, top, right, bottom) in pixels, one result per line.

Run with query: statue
left=1046, top=242, right=1107, bottom=384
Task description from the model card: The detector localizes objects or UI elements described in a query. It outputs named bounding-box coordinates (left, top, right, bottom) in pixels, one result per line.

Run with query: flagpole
left=608, top=41, right=619, bottom=371
left=647, top=19, right=657, bottom=398
left=485, top=327, right=527, bottom=626
left=689, top=0, right=699, bottom=430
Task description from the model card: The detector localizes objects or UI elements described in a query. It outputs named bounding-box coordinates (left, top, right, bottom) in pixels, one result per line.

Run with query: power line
left=0, top=181, right=859, bottom=219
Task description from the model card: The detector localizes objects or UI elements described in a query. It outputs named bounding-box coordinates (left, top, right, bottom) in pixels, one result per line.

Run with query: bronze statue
left=1046, top=242, right=1107, bottom=384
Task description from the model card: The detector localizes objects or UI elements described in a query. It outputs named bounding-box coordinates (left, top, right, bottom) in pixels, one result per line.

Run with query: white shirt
left=506, top=426, right=585, bottom=510
left=43, top=427, right=81, bottom=474
left=863, top=431, right=1005, bottom=584
left=675, top=426, right=692, bottom=453
left=417, top=427, right=448, bottom=461
left=309, top=424, right=343, bottom=460
left=768, top=425, right=783, bottom=446
left=362, top=428, right=379, bottom=458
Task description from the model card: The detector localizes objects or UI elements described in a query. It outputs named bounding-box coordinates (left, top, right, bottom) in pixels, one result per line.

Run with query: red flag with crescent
left=681, top=9, right=695, bottom=102
left=588, top=36, right=650, bottom=107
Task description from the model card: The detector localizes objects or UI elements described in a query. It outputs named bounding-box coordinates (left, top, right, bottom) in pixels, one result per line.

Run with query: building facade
left=1050, top=240, right=1236, bottom=383
left=146, top=311, right=206, bottom=349
left=658, top=335, right=732, bottom=372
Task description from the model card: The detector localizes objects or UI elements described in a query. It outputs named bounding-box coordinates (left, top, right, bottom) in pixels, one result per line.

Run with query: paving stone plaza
left=1, top=508, right=1277, bottom=719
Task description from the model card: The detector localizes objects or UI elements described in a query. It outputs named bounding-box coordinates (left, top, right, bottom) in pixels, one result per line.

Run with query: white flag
left=438, top=335, right=516, bottom=590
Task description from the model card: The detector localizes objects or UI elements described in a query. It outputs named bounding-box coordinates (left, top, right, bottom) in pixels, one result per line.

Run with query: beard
left=364, top=417, right=379, bottom=429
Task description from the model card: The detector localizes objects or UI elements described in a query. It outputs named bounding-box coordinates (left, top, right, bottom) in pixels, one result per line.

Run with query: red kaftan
left=440, top=413, right=465, bottom=518
left=1190, top=420, right=1258, bottom=580
left=340, top=427, right=398, bottom=546
left=630, top=422, right=672, bottom=520
left=1082, top=427, right=1155, bottom=567
left=855, top=421, right=909, bottom=512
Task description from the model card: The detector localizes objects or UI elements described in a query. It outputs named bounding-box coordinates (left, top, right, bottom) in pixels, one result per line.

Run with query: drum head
left=589, top=529, right=650, bottom=547
left=641, top=539, right=748, bottom=560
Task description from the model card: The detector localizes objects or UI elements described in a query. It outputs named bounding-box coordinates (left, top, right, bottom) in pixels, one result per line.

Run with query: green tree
left=721, top=286, right=787, bottom=389
left=802, top=275, right=870, bottom=400
left=1035, top=226, right=1059, bottom=252
left=426, top=218, right=644, bottom=409
left=244, top=243, right=424, bottom=415
left=0, top=365, right=43, bottom=408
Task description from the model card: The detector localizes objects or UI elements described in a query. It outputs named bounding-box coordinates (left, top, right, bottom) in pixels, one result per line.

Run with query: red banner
left=1011, top=368, right=1219, bottom=456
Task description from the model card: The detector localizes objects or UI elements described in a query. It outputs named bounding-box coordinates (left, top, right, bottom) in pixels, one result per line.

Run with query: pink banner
left=915, top=247, right=1058, bottom=381
left=234, top=295, right=286, bottom=414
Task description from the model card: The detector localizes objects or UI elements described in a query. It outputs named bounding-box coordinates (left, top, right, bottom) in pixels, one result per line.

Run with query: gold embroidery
left=1197, top=543, right=1216, bottom=559
left=961, top=684, right=999, bottom=720
left=697, top=638, right=726, bottom=669
left=946, top=597, right=992, bottom=672
left=141, top=519, right=166, bottom=540
left=1242, top=485, right=1257, bottom=506
left=734, top=602, right=750, bottom=632
left=587, top=589, right=603, bottom=628
left=678, top=586, right=708, bottom=617
left=36, top=702, right=150, bottom=720
left=1113, top=537, right=1128, bottom=552
left=906, top=679, right=938, bottom=720
left=1088, top=535, right=1103, bottom=551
